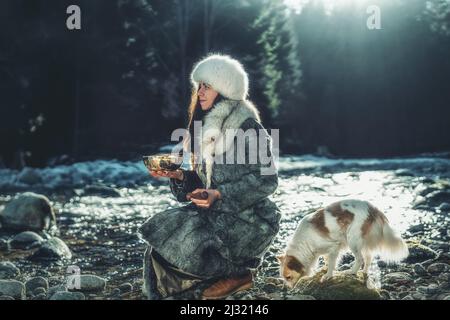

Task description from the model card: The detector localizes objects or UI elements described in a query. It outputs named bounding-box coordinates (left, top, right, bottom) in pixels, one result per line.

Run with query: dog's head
left=277, top=254, right=307, bottom=288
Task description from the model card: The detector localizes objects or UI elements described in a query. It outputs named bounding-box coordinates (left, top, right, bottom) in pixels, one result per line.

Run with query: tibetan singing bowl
left=142, top=154, right=183, bottom=171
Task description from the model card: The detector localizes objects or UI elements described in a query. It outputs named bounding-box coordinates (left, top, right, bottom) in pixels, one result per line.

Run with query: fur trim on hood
left=199, top=99, right=261, bottom=188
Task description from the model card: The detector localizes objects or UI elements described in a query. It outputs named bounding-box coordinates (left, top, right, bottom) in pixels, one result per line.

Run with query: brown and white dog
left=278, top=199, right=409, bottom=287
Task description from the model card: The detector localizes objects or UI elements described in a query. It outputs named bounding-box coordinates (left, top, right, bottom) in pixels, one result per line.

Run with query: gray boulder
left=10, top=231, right=44, bottom=250
left=0, top=192, right=55, bottom=232
left=0, top=262, right=20, bottom=279
left=25, top=277, right=49, bottom=293
left=29, top=237, right=72, bottom=261
left=50, top=291, right=85, bottom=300
left=74, top=275, right=107, bottom=292
left=0, top=280, right=25, bottom=300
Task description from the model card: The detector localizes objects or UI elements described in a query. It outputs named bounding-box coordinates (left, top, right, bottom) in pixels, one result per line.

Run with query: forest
left=1, top=0, right=449, bottom=168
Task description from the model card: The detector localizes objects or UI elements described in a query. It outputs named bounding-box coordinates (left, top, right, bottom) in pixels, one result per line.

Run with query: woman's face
left=198, top=82, right=218, bottom=111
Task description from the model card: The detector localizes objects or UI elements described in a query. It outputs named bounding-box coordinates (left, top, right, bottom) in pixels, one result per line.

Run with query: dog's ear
left=277, top=255, right=285, bottom=263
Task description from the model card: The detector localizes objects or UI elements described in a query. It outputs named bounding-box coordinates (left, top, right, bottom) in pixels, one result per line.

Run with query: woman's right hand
left=148, top=169, right=184, bottom=181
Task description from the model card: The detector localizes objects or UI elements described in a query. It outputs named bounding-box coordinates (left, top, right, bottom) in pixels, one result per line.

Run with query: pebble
left=427, top=263, right=450, bottom=274
left=118, top=283, right=133, bottom=293
left=0, top=261, right=20, bottom=279
left=417, top=284, right=440, bottom=295
left=29, top=237, right=72, bottom=261
left=0, top=239, right=8, bottom=251
left=71, top=275, right=107, bottom=292
left=33, top=287, right=47, bottom=296
left=413, top=263, right=428, bottom=276
left=31, top=293, right=47, bottom=300
left=10, top=231, right=44, bottom=250
left=47, top=284, right=68, bottom=296
left=25, top=277, right=49, bottom=293
left=286, top=294, right=316, bottom=300
left=383, top=272, right=413, bottom=285
left=50, top=291, right=85, bottom=300
left=0, top=280, right=25, bottom=300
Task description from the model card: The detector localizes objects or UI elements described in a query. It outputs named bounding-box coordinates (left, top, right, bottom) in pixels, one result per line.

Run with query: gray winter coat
left=139, top=99, right=280, bottom=278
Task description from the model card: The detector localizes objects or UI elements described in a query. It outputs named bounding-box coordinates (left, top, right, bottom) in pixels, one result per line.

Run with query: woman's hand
left=187, top=188, right=222, bottom=209
left=148, top=169, right=184, bottom=181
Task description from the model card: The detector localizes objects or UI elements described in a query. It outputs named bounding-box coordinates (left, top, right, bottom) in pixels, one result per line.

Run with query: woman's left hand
left=187, top=188, right=222, bottom=209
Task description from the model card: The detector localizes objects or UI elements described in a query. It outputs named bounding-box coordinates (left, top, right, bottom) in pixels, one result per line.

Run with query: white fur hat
left=190, top=54, right=249, bottom=100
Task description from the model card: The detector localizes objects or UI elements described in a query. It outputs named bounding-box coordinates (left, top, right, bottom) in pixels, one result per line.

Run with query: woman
left=139, top=54, right=280, bottom=300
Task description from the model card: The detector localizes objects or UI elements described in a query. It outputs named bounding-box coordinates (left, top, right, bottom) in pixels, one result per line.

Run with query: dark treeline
left=0, top=0, right=449, bottom=168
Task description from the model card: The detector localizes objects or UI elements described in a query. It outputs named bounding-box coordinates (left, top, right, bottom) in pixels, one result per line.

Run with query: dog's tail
left=362, top=205, right=409, bottom=263
left=377, top=222, right=409, bottom=263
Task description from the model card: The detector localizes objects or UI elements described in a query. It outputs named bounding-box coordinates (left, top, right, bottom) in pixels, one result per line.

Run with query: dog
left=278, top=199, right=409, bottom=288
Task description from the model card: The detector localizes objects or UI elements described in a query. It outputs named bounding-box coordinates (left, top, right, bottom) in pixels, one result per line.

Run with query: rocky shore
left=1, top=155, right=450, bottom=300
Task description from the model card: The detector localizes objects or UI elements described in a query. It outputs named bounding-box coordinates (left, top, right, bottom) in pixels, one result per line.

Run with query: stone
left=72, top=275, right=106, bottom=292
left=413, top=263, right=428, bottom=276
left=427, top=263, right=450, bottom=274
left=425, top=190, right=450, bottom=207
left=118, top=283, right=132, bottom=293
left=0, top=280, right=25, bottom=300
left=10, top=231, right=44, bottom=250
left=29, top=237, right=72, bottom=261
left=0, top=262, right=20, bottom=279
left=293, top=270, right=380, bottom=300
left=0, top=192, right=55, bottom=231
left=48, top=284, right=68, bottom=296
left=31, top=293, right=47, bottom=300
left=438, top=202, right=450, bottom=211
left=405, top=242, right=438, bottom=263
left=33, top=287, right=47, bottom=296
left=25, top=277, right=49, bottom=293
left=417, top=284, right=440, bottom=295
left=0, top=239, right=8, bottom=251
left=383, top=272, right=413, bottom=285
left=286, top=294, right=316, bottom=300
left=50, top=291, right=85, bottom=300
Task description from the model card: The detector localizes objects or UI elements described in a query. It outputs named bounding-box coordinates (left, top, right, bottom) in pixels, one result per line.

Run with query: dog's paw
left=320, top=274, right=333, bottom=283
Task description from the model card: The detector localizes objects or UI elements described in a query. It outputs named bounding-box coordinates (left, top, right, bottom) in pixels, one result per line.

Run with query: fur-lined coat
left=139, top=99, right=281, bottom=278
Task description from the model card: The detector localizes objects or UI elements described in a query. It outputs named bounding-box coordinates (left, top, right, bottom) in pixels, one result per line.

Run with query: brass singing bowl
left=142, top=154, right=183, bottom=171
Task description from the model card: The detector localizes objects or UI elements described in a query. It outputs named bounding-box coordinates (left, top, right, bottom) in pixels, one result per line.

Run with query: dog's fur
left=278, top=199, right=409, bottom=287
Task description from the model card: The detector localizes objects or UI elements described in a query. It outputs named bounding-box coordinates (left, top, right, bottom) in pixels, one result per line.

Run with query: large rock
left=10, top=231, right=44, bottom=250
left=291, top=270, right=380, bottom=300
left=0, top=192, right=55, bottom=232
left=0, top=262, right=20, bottom=279
left=25, top=277, right=49, bottom=293
left=50, top=291, right=85, bottom=300
left=0, top=280, right=25, bottom=300
left=72, top=275, right=107, bottom=292
left=405, top=242, right=438, bottom=263
left=29, top=237, right=72, bottom=261
left=383, top=272, right=413, bottom=285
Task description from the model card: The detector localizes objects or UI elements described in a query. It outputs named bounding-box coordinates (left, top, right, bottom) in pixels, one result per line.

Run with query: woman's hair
left=183, top=86, right=226, bottom=169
